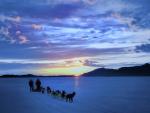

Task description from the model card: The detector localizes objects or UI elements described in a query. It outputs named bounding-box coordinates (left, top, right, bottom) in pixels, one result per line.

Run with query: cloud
left=0, top=27, right=9, bottom=37
left=135, top=44, right=150, bottom=52
left=83, top=59, right=104, bottom=67
left=75, top=0, right=139, bottom=17
left=0, top=15, right=21, bottom=22
left=0, top=57, right=87, bottom=67
left=86, top=0, right=103, bottom=6
left=1, top=52, right=149, bottom=71
left=0, top=0, right=150, bottom=75
left=31, top=24, right=42, bottom=30
left=82, top=52, right=150, bottom=68
left=0, top=27, right=16, bottom=43
left=16, top=31, right=21, bottom=35
left=45, top=0, right=81, bottom=4
left=18, top=35, right=29, bottom=44
left=110, top=12, right=137, bottom=29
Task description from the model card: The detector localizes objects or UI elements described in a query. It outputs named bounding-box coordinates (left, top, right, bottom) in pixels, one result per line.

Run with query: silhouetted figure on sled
left=28, top=79, right=45, bottom=93
left=28, top=79, right=34, bottom=92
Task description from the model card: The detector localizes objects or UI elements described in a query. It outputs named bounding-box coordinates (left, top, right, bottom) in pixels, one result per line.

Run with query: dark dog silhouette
left=47, top=86, right=51, bottom=94
left=51, top=90, right=57, bottom=96
left=66, top=92, right=76, bottom=102
left=61, top=90, right=66, bottom=98
left=41, top=87, right=45, bottom=94
left=55, top=90, right=61, bottom=95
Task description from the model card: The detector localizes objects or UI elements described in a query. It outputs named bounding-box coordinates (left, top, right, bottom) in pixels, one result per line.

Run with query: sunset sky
left=0, top=0, right=150, bottom=76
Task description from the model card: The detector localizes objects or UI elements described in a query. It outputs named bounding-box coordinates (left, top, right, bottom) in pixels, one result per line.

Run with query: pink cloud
left=18, top=35, right=29, bottom=44
left=111, top=12, right=137, bottom=30
left=13, top=16, right=21, bottom=22
left=31, top=24, right=42, bottom=30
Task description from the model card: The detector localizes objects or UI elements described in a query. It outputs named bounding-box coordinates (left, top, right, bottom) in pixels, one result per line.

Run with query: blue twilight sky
left=0, top=0, right=150, bottom=75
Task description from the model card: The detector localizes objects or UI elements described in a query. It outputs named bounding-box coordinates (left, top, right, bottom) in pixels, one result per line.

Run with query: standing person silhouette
left=35, top=79, right=41, bottom=91
left=28, top=79, right=34, bottom=92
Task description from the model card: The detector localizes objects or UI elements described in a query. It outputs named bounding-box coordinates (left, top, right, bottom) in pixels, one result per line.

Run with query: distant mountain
left=0, top=74, right=36, bottom=78
left=82, top=63, right=150, bottom=76
left=0, top=74, right=75, bottom=78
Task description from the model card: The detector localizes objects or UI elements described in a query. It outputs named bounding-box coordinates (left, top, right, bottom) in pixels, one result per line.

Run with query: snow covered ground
left=0, top=77, right=150, bottom=113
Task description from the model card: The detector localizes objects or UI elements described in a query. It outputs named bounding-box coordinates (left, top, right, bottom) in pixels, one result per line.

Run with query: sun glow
left=41, top=66, right=95, bottom=76
left=39, top=59, right=96, bottom=76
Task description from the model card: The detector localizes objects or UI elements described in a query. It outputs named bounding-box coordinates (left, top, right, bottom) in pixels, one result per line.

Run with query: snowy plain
left=0, top=77, right=150, bottom=113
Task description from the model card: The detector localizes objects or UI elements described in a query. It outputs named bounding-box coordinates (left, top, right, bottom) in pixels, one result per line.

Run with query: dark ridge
left=0, top=74, right=75, bottom=78
left=82, top=63, right=150, bottom=76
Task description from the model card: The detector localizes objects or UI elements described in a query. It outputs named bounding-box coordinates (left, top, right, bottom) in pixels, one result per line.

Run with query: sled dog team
left=28, top=79, right=76, bottom=102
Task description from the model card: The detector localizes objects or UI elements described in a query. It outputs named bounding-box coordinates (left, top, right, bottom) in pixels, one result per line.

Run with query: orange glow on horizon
left=40, top=66, right=96, bottom=76
left=37, top=58, right=96, bottom=76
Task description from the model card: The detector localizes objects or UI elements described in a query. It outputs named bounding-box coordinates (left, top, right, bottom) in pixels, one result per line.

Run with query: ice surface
left=0, top=77, right=150, bottom=113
